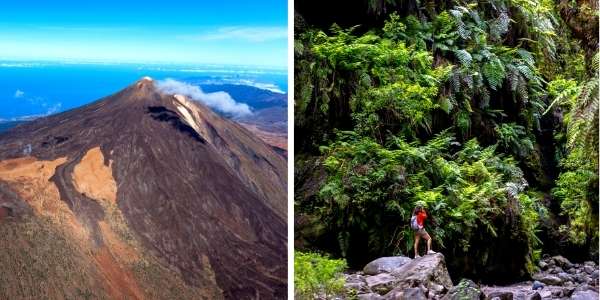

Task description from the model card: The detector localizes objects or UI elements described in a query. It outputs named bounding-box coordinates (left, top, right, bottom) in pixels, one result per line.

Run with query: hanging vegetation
left=295, top=0, right=597, bottom=284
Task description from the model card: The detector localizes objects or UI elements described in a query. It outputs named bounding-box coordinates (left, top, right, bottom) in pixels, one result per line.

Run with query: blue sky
left=0, top=1, right=288, bottom=67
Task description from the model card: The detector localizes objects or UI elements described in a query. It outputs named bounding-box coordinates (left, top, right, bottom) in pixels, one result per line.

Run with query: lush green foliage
left=294, top=251, right=347, bottom=299
left=296, top=22, right=452, bottom=142
left=549, top=52, right=599, bottom=246
left=295, top=0, right=597, bottom=281
left=315, top=131, right=542, bottom=261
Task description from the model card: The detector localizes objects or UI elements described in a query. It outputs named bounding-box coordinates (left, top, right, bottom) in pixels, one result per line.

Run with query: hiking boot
left=427, top=250, right=437, bottom=255
left=415, top=254, right=422, bottom=258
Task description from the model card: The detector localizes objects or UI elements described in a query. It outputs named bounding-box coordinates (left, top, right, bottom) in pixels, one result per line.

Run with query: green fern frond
left=507, top=66, right=520, bottom=92
left=516, top=64, right=534, bottom=81
left=454, top=49, right=473, bottom=67
left=451, top=71, right=462, bottom=92
left=483, top=58, right=506, bottom=90
left=517, top=49, right=535, bottom=67
left=490, top=12, right=510, bottom=40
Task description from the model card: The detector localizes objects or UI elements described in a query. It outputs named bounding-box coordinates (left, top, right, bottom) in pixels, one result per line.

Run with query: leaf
left=454, top=49, right=472, bottom=67
left=483, top=58, right=506, bottom=90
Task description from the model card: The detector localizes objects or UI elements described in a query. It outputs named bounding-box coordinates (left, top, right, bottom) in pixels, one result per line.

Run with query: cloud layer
left=156, top=79, right=252, bottom=117
left=183, top=26, right=287, bottom=42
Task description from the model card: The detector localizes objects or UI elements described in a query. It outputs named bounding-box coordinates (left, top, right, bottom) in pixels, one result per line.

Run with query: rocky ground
left=342, top=254, right=599, bottom=300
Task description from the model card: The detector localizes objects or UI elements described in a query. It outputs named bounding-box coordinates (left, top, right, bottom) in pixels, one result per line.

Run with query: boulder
left=538, top=290, right=551, bottom=298
left=538, top=261, right=548, bottom=270
left=358, top=293, right=385, bottom=300
left=345, top=281, right=367, bottom=293
left=401, top=287, right=427, bottom=300
left=363, top=257, right=412, bottom=275
left=562, top=286, right=575, bottom=297
left=345, top=274, right=369, bottom=293
left=584, top=261, right=596, bottom=267
left=557, top=272, right=573, bottom=283
left=441, top=279, right=483, bottom=300
left=430, top=283, right=446, bottom=294
left=366, top=273, right=399, bottom=295
left=532, top=274, right=562, bottom=285
left=485, top=291, right=513, bottom=300
left=383, top=287, right=427, bottom=300
left=584, top=265, right=595, bottom=275
left=552, top=255, right=573, bottom=268
left=575, top=284, right=592, bottom=292
left=532, top=281, right=545, bottom=290
left=551, top=289, right=563, bottom=298
left=574, top=273, right=586, bottom=283
left=524, top=292, right=541, bottom=300
left=389, top=253, right=453, bottom=291
left=564, top=280, right=575, bottom=287
left=571, top=290, right=600, bottom=300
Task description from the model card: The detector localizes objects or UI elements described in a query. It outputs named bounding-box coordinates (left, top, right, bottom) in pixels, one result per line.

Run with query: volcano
left=0, top=77, right=287, bottom=299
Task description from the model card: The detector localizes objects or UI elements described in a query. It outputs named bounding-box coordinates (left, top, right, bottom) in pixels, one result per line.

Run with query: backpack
left=410, top=215, right=420, bottom=230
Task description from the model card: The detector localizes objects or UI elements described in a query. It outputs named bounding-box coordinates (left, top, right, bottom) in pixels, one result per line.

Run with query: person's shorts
left=414, top=228, right=428, bottom=238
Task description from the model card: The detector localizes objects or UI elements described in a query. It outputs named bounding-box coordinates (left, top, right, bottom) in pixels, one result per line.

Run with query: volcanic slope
left=0, top=77, right=287, bottom=299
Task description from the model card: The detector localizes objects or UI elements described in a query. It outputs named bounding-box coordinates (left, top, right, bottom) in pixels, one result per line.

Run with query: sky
left=0, top=1, right=288, bottom=67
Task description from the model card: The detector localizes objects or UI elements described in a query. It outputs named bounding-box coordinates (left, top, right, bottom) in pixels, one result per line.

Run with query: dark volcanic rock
left=485, top=291, right=513, bottom=300
left=442, top=279, right=483, bottom=300
left=389, top=253, right=453, bottom=291
left=383, top=287, right=427, bottom=300
left=358, top=292, right=385, bottom=300
left=345, top=273, right=370, bottom=294
left=366, top=273, right=399, bottom=295
left=524, top=292, right=541, bottom=300
left=552, top=255, right=573, bottom=269
left=363, top=256, right=412, bottom=275
left=571, top=290, right=600, bottom=300
left=0, top=78, right=287, bottom=299
left=532, top=274, right=562, bottom=285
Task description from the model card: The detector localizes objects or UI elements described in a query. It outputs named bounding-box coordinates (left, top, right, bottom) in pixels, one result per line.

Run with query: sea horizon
left=0, top=60, right=287, bottom=121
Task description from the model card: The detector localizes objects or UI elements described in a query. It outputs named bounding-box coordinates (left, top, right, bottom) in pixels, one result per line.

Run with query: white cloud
left=14, top=89, right=24, bottom=98
left=198, top=79, right=285, bottom=94
left=156, top=78, right=252, bottom=117
left=46, top=102, right=62, bottom=115
left=231, top=80, right=285, bottom=94
left=0, top=63, right=40, bottom=68
left=183, top=26, right=287, bottom=42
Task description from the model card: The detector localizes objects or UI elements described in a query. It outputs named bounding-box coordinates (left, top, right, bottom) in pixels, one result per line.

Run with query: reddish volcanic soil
left=240, top=122, right=287, bottom=155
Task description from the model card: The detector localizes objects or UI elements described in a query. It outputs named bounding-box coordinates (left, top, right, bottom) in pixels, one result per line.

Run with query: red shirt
left=416, top=211, right=427, bottom=227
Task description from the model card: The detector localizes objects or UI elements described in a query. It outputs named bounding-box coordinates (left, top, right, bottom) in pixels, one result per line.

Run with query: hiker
left=411, top=203, right=436, bottom=258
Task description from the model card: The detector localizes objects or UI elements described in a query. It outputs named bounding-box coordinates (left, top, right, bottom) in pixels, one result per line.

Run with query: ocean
left=0, top=61, right=287, bottom=121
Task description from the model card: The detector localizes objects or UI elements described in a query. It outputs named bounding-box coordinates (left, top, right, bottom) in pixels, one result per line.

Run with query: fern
left=455, top=49, right=473, bottom=67
left=507, top=66, right=521, bottom=92
left=483, top=58, right=506, bottom=90
left=517, top=49, right=535, bottom=68
left=490, top=11, right=510, bottom=40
